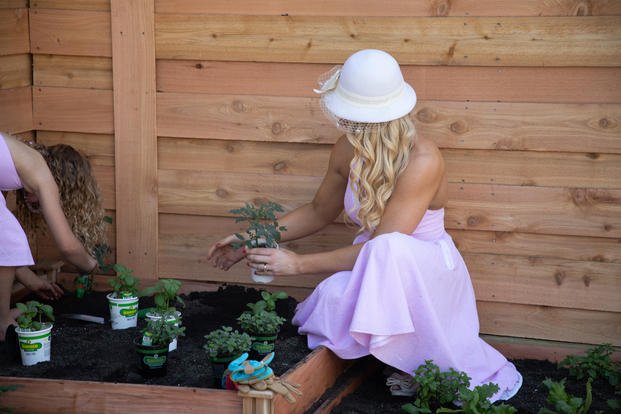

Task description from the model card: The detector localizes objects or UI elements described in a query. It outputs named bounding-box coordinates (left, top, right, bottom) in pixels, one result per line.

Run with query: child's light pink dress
left=293, top=177, right=522, bottom=401
left=0, top=134, right=34, bottom=266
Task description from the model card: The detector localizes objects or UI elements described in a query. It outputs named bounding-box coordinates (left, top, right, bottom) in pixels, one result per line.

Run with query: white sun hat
left=314, top=49, right=417, bottom=130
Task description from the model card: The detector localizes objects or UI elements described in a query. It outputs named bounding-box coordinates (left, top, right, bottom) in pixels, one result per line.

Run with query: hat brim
left=321, top=83, right=417, bottom=124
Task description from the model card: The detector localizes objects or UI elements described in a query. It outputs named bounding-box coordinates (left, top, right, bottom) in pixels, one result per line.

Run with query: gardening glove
left=265, top=376, right=302, bottom=404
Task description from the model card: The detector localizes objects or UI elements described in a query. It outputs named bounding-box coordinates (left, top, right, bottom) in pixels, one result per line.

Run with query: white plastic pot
left=15, top=323, right=53, bottom=366
left=145, top=311, right=182, bottom=352
left=249, top=240, right=277, bottom=284
left=107, top=293, right=139, bottom=329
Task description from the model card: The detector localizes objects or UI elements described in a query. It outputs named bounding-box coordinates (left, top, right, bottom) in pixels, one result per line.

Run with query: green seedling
left=15, top=301, right=54, bottom=331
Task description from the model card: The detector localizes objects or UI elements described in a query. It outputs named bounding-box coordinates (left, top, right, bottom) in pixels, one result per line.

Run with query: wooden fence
left=1, top=0, right=620, bottom=353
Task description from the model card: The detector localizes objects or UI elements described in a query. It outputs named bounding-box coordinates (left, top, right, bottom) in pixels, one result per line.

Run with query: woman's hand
left=16, top=267, right=64, bottom=301
left=207, top=234, right=247, bottom=271
left=245, top=247, right=300, bottom=277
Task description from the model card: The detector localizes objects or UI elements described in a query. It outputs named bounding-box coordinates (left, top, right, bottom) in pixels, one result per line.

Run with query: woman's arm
left=247, top=137, right=446, bottom=276
left=9, top=137, right=97, bottom=274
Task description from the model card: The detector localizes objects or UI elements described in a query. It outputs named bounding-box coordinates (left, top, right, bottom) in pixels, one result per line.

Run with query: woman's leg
left=0, top=266, right=18, bottom=341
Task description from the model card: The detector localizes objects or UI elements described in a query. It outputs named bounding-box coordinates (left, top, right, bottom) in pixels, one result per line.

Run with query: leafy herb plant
left=237, top=310, right=286, bottom=335
left=140, top=279, right=185, bottom=314
left=15, top=300, right=55, bottom=331
left=436, top=383, right=517, bottom=414
left=402, top=360, right=470, bottom=414
left=559, top=343, right=620, bottom=387
left=538, top=378, right=592, bottom=414
left=203, top=326, right=252, bottom=359
left=141, top=311, right=186, bottom=347
left=229, top=201, right=287, bottom=249
left=247, top=290, right=288, bottom=314
left=237, top=290, right=288, bottom=335
left=109, top=263, right=140, bottom=297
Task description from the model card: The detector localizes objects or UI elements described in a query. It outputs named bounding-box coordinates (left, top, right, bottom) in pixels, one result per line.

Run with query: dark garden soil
left=2, top=285, right=618, bottom=413
left=0, top=284, right=310, bottom=388
left=324, top=358, right=618, bottom=413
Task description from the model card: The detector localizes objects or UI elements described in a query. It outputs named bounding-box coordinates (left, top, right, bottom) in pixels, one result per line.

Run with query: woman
left=0, top=133, right=105, bottom=341
left=208, top=49, right=522, bottom=401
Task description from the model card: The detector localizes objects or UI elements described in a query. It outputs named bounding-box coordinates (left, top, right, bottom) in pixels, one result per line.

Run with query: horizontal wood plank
left=158, top=171, right=621, bottom=238
left=159, top=137, right=621, bottom=189
left=30, top=8, right=111, bottom=57
left=157, top=60, right=621, bottom=104
left=156, top=15, right=621, bottom=66
left=159, top=137, right=331, bottom=177
left=0, top=8, right=28, bottom=55
left=0, top=86, right=32, bottom=133
left=31, top=0, right=110, bottom=11
left=465, top=253, right=621, bottom=312
left=155, top=0, right=621, bottom=17
left=415, top=101, right=621, bottom=154
left=478, top=301, right=621, bottom=345
left=0, top=54, right=30, bottom=89
left=442, top=149, right=621, bottom=189
left=157, top=92, right=336, bottom=144
left=158, top=169, right=323, bottom=216
left=33, top=87, right=113, bottom=133
left=0, top=1, right=28, bottom=8
left=34, top=55, right=112, bottom=90
left=0, top=377, right=242, bottom=414
left=451, top=229, right=621, bottom=264
left=158, top=93, right=621, bottom=153
left=447, top=183, right=621, bottom=238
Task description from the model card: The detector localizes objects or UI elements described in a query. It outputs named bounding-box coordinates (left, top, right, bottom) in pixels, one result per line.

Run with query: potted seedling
left=237, top=290, right=288, bottom=359
left=230, top=201, right=287, bottom=283
left=106, top=263, right=140, bottom=330
left=14, top=300, right=55, bottom=366
left=204, top=326, right=252, bottom=388
left=140, top=278, right=185, bottom=351
left=135, top=310, right=186, bottom=377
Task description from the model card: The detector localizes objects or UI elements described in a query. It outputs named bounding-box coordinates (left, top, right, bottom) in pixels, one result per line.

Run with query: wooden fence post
left=110, top=0, right=158, bottom=281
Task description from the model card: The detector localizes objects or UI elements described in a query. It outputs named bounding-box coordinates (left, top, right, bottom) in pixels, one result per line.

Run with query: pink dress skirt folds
left=0, top=134, right=34, bottom=266
left=293, top=179, right=522, bottom=402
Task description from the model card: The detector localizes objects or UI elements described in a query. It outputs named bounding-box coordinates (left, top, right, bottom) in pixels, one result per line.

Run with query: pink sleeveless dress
left=0, top=134, right=34, bottom=266
left=293, top=177, right=522, bottom=401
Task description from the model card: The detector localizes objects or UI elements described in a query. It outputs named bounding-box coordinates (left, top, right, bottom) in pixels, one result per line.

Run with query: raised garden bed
left=0, top=284, right=350, bottom=414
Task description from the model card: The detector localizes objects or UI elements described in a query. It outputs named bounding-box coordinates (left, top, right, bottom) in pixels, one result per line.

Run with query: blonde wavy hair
left=16, top=143, right=107, bottom=254
left=346, top=114, right=417, bottom=234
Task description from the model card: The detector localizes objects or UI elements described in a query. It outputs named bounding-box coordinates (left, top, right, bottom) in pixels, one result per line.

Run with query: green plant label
left=251, top=341, right=275, bottom=354
left=143, top=355, right=166, bottom=368
left=120, top=308, right=138, bottom=317
left=19, top=341, right=43, bottom=351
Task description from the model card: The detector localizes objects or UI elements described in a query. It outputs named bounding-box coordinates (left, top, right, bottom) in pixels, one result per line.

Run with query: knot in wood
left=225, top=144, right=235, bottom=153
left=582, top=275, right=592, bottom=287
left=271, top=122, right=283, bottom=135
left=195, top=63, right=204, bottom=69
left=215, top=188, right=229, bottom=198
left=467, top=215, right=482, bottom=226
left=574, top=1, right=590, bottom=16
left=598, top=118, right=611, bottom=129
left=273, top=161, right=286, bottom=171
left=554, top=271, right=565, bottom=286
left=232, top=100, right=248, bottom=113
left=415, top=107, right=437, bottom=123
left=449, top=120, right=468, bottom=134
left=432, top=0, right=451, bottom=17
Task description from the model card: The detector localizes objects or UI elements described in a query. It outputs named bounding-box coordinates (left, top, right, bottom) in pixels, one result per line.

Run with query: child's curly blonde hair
left=16, top=143, right=107, bottom=254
